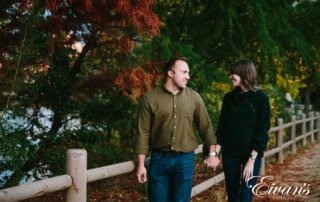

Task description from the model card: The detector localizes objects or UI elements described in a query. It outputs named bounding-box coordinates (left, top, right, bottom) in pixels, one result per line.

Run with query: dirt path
left=192, top=142, right=320, bottom=202
left=252, top=142, right=320, bottom=202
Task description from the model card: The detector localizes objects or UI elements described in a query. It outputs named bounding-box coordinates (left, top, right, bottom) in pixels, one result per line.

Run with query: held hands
left=204, top=146, right=221, bottom=171
left=204, top=156, right=220, bottom=171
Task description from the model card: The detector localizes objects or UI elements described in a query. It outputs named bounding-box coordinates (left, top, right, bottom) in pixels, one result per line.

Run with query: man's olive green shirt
left=135, top=86, right=216, bottom=155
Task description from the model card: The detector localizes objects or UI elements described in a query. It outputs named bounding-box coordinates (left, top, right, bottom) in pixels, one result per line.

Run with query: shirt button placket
left=172, top=95, right=177, bottom=150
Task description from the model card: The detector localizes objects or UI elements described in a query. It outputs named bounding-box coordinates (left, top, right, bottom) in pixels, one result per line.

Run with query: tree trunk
left=303, top=87, right=311, bottom=116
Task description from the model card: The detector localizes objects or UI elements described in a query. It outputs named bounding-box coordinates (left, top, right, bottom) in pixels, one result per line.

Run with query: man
left=135, top=57, right=220, bottom=202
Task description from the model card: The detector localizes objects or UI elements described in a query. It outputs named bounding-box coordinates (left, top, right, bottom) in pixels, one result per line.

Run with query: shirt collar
left=162, top=86, right=184, bottom=95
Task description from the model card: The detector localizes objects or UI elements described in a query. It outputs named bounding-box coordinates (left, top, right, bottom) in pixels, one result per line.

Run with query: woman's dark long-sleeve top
left=216, top=87, right=271, bottom=158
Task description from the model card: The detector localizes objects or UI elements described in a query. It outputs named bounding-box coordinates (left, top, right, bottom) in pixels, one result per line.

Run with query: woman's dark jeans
left=222, top=155, right=262, bottom=202
left=148, top=150, right=195, bottom=202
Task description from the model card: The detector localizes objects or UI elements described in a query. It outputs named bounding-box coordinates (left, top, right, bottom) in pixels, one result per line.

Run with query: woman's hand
left=243, top=158, right=254, bottom=182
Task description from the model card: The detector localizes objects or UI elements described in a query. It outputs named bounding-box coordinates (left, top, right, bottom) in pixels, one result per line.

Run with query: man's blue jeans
left=222, top=155, right=262, bottom=202
left=148, top=150, right=195, bottom=202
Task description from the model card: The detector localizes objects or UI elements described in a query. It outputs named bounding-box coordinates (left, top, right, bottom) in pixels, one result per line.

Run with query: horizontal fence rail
left=1, top=112, right=319, bottom=202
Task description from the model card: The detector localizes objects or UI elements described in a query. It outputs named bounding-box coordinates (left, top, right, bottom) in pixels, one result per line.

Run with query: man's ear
left=168, top=70, right=174, bottom=78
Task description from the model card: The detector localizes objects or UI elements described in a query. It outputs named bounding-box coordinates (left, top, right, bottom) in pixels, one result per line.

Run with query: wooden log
left=87, top=161, right=135, bottom=183
left=0, top=175, right=72, bottom=202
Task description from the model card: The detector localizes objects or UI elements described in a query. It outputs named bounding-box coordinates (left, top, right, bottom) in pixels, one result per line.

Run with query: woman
left=215, top=59, right=271, bottom=202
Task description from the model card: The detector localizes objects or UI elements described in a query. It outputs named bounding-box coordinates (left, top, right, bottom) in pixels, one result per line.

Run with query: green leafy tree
left=291, top=0, right=320, bottom=112
left=143, top=0, right=320, bottom=119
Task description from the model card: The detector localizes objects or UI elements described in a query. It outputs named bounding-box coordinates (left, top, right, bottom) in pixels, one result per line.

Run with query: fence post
left=301, top=114, right=307, bottom=146
left=310, top=112, right=315, bottom=143
left=66, top=149, right=87, bottom=202
left=277, top=118, right=283, bottom=163
left=316, top=112, right=320, bottom=141
left=260, top=157, right=265, bottom=175
left=290, top=115, right=296, bottom=153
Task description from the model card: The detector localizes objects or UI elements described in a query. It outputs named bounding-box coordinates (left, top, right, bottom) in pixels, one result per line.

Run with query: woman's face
left=230, top=74, right=242, bottom=87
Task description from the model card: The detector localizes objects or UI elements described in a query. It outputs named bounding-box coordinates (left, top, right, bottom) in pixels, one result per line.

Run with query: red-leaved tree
left=0, top=0, right=160, bottom=187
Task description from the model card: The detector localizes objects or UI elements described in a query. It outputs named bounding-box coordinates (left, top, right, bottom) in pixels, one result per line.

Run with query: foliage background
left=0, top=0, right=320, bottom=188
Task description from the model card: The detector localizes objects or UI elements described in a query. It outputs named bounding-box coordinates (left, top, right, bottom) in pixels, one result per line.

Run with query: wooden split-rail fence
left=0, top=112, right=320, bottom=202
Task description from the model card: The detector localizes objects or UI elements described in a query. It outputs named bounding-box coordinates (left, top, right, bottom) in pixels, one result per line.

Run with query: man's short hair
left=163, top=57, right=187, bottom=77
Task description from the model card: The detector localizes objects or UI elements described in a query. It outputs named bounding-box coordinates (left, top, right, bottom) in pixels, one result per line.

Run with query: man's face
left=170, top=60, right=190, bottom=89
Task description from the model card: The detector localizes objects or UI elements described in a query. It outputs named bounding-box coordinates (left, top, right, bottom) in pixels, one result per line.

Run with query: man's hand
left=136, top=166, right=147, bottom=183
left=136, top=154, right=147, bottom=183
